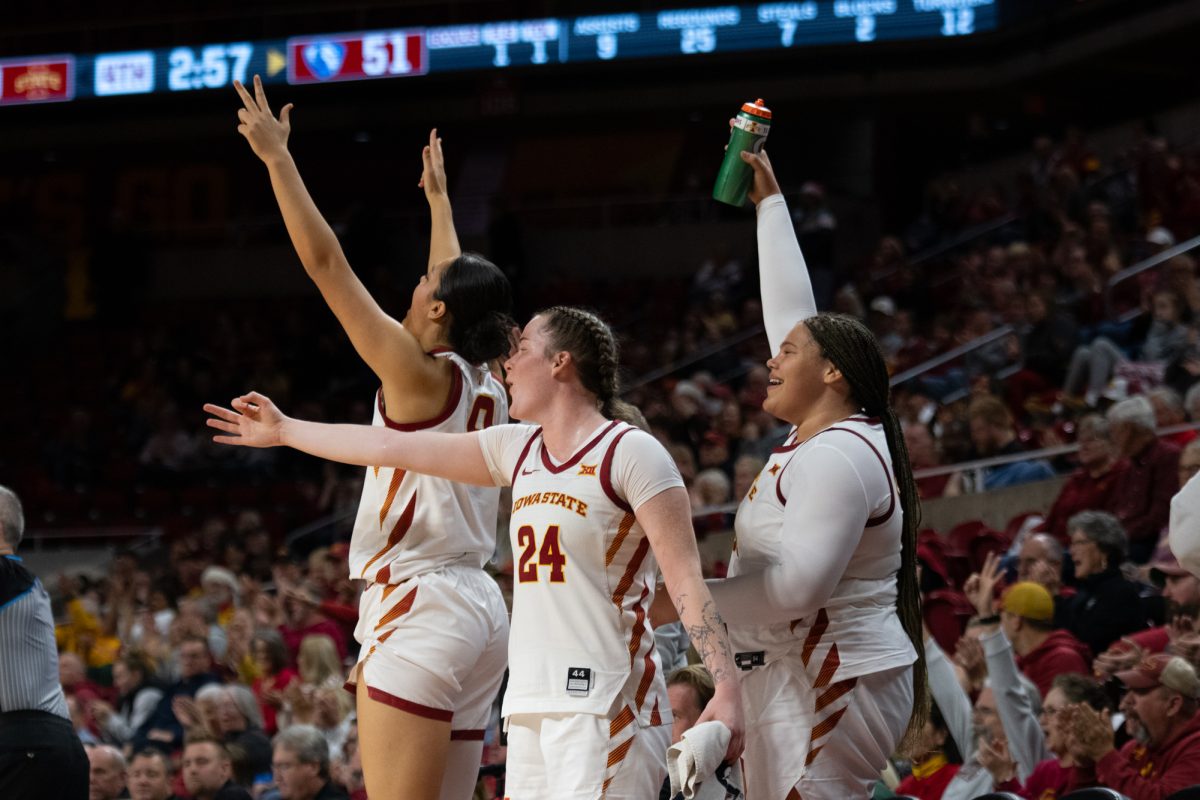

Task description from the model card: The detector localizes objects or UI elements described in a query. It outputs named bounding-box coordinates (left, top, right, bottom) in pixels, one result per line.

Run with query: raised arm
left=421, top=129, right=462, bottom=271
left=981, top=629, right=1051, bottom=780
left=234, top=76, right=448, bottom=416
left=636, top=486, right=744, bottom=761
left=743, top=150, right=818, bottom=355
left=705, top=441, right=868, bottom=625
left=204, top=392, right=494, bottom=486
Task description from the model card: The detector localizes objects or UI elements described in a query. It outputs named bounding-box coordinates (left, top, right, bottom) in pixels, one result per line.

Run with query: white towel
left=667, top=721, right=740, bottom=800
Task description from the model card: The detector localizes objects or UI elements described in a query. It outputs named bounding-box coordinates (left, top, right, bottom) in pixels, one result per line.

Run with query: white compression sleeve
left=757, top=193, right=818, bottom=355
left=707, top=441, right=870, bottom=625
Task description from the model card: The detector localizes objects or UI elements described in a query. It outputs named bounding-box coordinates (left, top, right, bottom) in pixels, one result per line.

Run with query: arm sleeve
left=757, top=194, right=818, bottom=356
left=609, top=430, right=685, bottom=511
left=1170, top=470, right=1200, bottom=577
left=475, top=424, right=540, bottom=488
left=706, top=441, right=877, bottom=625
left=925, top=636, right=976, bottom=760
left=981, top=629, right=1051, bottom=780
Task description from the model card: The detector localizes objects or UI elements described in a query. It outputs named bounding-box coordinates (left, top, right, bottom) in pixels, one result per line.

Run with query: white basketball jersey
left=727, top=416, right=916, bottom=681
left=500, top=421, right=672, bottom=725
left=349, top=350, right=508, bottom=586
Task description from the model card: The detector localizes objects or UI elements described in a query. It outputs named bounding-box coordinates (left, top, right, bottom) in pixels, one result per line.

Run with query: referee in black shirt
left=0, top=485, right=88, bottom=799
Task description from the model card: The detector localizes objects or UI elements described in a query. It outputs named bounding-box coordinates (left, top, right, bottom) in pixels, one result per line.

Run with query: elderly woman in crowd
left=1060, top=511, right=1148, bottom=655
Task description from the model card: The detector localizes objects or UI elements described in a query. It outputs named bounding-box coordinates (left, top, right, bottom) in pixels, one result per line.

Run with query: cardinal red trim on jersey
left=801, top=609, right=829, bottom=667
left=510, top=430, right=541, bottom=486
left=377, top=362, right=463, bottom=431
left=821, top=426, right=896, bottom=526
left=366, top=686, right=453, bottom=721
left=604, top=513, right=636, bottom=568
left=599, top=425, right=637, bottom=513
left=450, top=729, right=485, bottom=740
left=611, top=538, right=650, bottom=607
left=627, top=583, right=650, bottom=668
left=775, top=453, right=796, bottom=505
left=378, top=468, right=408, bottom=527
left=360, top=494, right=418, bottom=580
left=540, top=420, right=620, bottom=474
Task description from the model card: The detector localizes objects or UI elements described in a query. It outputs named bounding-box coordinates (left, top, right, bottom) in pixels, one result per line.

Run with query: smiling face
left=402, top=257, right=451, bottom=335
left=763, top=322, right=836, bottom=424
left=503, top=315, right=558, bottom=422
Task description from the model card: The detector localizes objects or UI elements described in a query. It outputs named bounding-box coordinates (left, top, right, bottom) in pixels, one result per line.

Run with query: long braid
left=539, top=307, right=647, bottom=429
left=805, top=313, right=929, bottom=751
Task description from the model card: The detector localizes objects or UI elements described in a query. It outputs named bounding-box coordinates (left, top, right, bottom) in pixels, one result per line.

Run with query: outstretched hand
left=419, top=128, right=449, bottom=202
left=234, top=75, right=294, bottom=163
left=204, top=392, right=287, bottom=448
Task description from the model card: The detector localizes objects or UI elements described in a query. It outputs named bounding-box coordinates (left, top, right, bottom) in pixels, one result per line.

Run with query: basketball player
left=204, top=306, right=745, bottom=799
left=657, top=150, right=928, bottom=799
left=234, top=76, right=513, bottom=800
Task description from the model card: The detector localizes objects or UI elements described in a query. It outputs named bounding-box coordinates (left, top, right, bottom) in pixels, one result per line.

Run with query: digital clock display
left=166, top=43, right=255, bottom=92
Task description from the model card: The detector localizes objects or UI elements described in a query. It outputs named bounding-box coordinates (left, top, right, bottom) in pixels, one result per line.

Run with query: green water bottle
left=713, top=98, right=772, bottom=207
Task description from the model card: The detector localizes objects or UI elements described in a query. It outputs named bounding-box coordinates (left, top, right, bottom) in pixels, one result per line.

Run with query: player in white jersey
left=234, top=77, right=514, bottom=800
left=204, top=305, right=746, bottom=799
left=654, top=149, right=929, bottom=799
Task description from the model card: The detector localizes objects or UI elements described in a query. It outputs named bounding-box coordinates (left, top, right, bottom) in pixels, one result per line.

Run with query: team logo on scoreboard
left=288, top=30, right=428, bottom=85
left=301, top=41, right=346, bottom=80
left=0, top=56, right=74, bottom=106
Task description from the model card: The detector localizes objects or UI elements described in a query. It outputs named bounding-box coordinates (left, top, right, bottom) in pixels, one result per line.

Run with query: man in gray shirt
left=0, top=485, right=88, bottom=799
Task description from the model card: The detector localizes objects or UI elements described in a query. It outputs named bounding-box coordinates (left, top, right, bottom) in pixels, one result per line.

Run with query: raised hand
left=1060, top=703, right=1114, bottom=763
left=977, top=736, right=1016, bottom=783
left=953, top=635, right=988, bottom=690
left=419, top=128, right=449, bottom=201
left=204, top=392, right=287, bottom=448
left=234, top=74, right=294, bottom=164
left=964, top=551, right=1006, bottom=617
left=740, top=149, right=782, bottom=206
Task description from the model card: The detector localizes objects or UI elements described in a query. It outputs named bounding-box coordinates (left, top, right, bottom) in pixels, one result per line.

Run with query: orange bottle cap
left=741, top=98, right=771, bottom=120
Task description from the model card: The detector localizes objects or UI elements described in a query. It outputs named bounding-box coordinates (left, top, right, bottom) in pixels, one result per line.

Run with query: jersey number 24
left=516, top=525, right=566, bottom=583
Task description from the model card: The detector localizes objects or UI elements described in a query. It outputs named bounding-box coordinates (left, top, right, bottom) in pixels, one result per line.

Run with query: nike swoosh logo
left=521, top=468, right=536, bottom=476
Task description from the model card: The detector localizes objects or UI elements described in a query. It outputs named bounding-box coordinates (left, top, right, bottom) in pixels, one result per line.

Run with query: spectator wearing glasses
left=1062, top=511, right=1148, bottom=656
left=272, top=724, right=348, bottom=800
left=1062, top=654, right=1200, bottom=798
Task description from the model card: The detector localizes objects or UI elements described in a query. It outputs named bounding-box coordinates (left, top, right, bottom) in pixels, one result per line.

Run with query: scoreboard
left=0, top=0, right=998, bottom=107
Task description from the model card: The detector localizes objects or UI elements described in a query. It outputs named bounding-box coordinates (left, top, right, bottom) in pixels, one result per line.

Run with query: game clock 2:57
left=167, top=43, right=253, bottom=91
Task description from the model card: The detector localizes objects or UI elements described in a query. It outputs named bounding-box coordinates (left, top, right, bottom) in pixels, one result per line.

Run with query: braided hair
left=537, top=307, right=645, bottom=428
left=433, top=252, right=517, bottom=365
left=804, top=312, right=929, bottom=749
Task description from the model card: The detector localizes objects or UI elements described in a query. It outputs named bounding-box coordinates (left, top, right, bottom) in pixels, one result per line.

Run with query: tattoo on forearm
left=674, top=592, right=734, bottom=685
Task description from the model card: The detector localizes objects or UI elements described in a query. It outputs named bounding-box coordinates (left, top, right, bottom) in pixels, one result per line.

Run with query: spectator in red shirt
left=1036, top=414, right=1126, bottom=543
left=1064, top=654, right=1200, bottom=799
left=989, top=673, right=1111, bottom=799
left=251, top=630, right=297, bottom=736
left=279, top=588, right=347, bottom=664
left=999, top=582, right=1092, bottom=697
left=1108, top=396, right=1181, bottom=563
left=893, top=701, right=962, bottom=800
